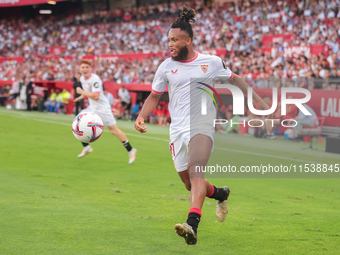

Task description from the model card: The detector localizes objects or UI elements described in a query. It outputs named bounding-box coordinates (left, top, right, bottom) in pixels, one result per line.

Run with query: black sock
left=82, top=142, right=89, bottom=147
left=209, top=186, right=229, bottom=202
left=122, top=140, right=132, bottom=152
left=187, top=213, right=200, bottom=235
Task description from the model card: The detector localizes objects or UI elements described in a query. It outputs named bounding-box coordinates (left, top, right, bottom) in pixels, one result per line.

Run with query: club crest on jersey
left=171, top=69, right=178, bottom=74
left=201, top=64, right=209, bottom=74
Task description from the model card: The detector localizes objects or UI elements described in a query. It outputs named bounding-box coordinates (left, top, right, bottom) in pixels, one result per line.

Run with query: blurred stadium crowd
left=1, top=0, right=340, bottom=90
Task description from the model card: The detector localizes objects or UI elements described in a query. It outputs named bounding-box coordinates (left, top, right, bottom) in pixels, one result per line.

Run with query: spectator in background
left=54, top=88, right=71, bottom=114
left=11, top=75, right=21, bottom=101
left=163, top=102, right=170, bottom=126
left=45, top=89, right=57, bottom=112
left=30, top=88, right=42, bottom=111
left=224, top=110, right=241, bottom=134
left=149, top=107, right=158, bottom=124
left=330, top=68, right=338, bottom=78
left=46, top=71, right=55, bottom=81
left=147, top=102, right=169, bottom=126
left=217, top=104, right=227, bottom=119
left=62, top=88, right=72, bottom=114
left=0, top=85, right=11, bottom=106
left=55, top=90, right=64, bottom=113
left=329, top=83, right=338, bottom=90
left=292, top=104, right=318, bottom=139
left=7, top=84, right=13, bottom=98
left=26, top=78, right=33, bottom=111
left=38, top=90, right=49, bottom=112
left=117, top=85, right=131, bottom=120
left=154, top=104, right=165, bottom=126
left=104, top=88, right=114, bottom=108
left=72, top=73, right=84, bottom=115
left=131, top=101, right=143, bottom=121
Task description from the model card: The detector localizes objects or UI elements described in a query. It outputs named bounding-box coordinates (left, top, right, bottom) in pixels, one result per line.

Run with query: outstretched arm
left=228, top=74, right=270, bottom=112
left=76, top=87, right=99, bottom=100
left=134, top=92, right=162, bottom=133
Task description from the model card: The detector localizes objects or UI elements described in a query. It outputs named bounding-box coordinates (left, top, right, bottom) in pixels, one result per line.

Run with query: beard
left=171, top=45, right=189, bottom=61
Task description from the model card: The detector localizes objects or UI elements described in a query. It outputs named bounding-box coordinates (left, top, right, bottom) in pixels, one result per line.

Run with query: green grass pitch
left=0, top=108, right=339, bottom=254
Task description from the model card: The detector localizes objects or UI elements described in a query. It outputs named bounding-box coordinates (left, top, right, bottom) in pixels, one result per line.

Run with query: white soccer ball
left=72, top=112, right=104, bottom=143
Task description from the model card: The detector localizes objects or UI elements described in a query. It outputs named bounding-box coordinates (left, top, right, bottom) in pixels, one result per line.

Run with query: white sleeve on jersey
left=213, top=56, right=234, bottom=80
left=152, top=61, right=168, bottom=94
left=91, top=75, right=102, bottom=93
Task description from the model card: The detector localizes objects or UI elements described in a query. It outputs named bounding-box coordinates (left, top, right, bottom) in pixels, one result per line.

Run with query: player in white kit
left=134, top=7, right=270, bottom=245
left=75, top=59, right=137, bottom=164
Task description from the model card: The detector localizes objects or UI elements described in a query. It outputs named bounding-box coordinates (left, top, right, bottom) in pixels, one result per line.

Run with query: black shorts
left=121, top=101, right=131, bottom=110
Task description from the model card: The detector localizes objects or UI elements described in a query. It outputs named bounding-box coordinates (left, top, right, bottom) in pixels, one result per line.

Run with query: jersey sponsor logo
left=171, top=69, right=178, bottom=74
left=93, top=82, right=99, bottom=88
left=201, top=64, right=209, bottom=74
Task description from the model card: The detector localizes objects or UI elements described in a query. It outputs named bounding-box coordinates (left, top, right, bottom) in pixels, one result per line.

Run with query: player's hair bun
left=171, top=5, right=196, bottom=39
left=180, top=6, right=196, bottom=24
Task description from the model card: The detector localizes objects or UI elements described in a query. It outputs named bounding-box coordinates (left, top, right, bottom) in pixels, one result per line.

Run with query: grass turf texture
left=0, top=108, right=339, bottom=254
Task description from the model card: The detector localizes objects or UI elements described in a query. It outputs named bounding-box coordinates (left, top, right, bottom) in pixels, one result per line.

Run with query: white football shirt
left=80, top=73, right=111, bottom=114
left=118, top=88, right=131, bottom=103
left=152, top=52, right=233, bottom=140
